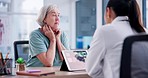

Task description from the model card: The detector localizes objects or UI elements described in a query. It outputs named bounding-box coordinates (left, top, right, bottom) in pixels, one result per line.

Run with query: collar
left=111, top=16, right=129, bottom=24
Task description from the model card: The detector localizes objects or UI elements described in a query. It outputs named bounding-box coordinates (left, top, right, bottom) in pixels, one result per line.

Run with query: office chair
left=14, top=40, right=29, bottom=62
left=120, top=34, right=148, bottom=78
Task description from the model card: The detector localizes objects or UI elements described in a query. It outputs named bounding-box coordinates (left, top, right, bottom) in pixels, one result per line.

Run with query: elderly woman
left=27, top=5, right=69, bottom=67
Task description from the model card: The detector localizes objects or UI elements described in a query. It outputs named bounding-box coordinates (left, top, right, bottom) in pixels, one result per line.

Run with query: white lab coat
left=86, top=16, right=145, bottom=78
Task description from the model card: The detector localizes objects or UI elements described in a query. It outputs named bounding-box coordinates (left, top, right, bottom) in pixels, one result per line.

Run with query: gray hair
left=37, top=5, right=58, bottom=26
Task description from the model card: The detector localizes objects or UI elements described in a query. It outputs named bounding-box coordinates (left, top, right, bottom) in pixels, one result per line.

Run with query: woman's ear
left=43, top=19, right=47, bottom=24
left=106, top=7, right=111, bottom=19
left=105, top=7, right=112, bottom=24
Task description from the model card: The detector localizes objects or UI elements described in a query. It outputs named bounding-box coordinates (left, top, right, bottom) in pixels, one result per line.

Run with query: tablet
left=60, top=50, right=87, bottom=71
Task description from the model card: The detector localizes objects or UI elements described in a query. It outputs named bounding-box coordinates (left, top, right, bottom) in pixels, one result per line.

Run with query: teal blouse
left=27, top=28, right=69, bottom=67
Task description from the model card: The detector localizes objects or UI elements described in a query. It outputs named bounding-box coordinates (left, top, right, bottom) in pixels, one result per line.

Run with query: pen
left=4, top=58, right=10, bottom=65
left=0, top=52, right=4, bottom=65
left=0, top=59, right=10, bottom=71
left=4, top=52, right=10, bottom=65
left=0, top=52, right=7, bottom=74
left=5, top=52, right=9, bottom=59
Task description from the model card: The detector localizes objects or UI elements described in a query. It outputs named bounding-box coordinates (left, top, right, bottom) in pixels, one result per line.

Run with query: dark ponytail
left=128, top=0, right=145, bottom=33
left=107, top=0, right=145, bottom=33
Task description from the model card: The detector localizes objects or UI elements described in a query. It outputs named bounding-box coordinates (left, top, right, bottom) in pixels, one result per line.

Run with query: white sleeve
left=86, top=27, right=106, bottom=78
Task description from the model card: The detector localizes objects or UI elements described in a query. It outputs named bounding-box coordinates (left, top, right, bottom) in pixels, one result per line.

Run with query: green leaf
left=16, top=57, right=24, bottom=64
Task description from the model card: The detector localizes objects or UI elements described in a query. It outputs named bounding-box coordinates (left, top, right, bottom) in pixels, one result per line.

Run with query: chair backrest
left=14, top=40, right=29, bottom=62
left=120, top=34, right=148, bottom=78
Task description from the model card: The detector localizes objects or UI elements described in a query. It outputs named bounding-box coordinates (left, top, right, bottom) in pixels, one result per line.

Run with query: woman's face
left=104, top=7, right=116, bottom=24
left=104, top=7, right=111, bottom=24
left=44, top=8, right=60, bottom=32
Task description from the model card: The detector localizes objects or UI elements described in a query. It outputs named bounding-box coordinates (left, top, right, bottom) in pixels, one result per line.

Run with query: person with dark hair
left=86, top=0, right=147, bottom=78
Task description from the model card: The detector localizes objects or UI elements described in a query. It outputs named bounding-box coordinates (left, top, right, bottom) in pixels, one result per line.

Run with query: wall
left=43, top=0, right=143, bottom=49
left=0, top=0, right=43, bottom=67
left=97, top=0, right=102, bottom=28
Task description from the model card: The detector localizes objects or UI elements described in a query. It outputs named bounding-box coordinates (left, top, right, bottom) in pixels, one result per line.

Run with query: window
left=0, top=0, right=43, bottom=64
left=146, top=0, right=148, bottom=28
left=142, top=0, right=147, bottom=28
left=76, top=0, right=96, bottom=49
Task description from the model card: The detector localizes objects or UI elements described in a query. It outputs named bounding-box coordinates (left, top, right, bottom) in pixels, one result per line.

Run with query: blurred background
left=0, top=0, right=147, bottom=62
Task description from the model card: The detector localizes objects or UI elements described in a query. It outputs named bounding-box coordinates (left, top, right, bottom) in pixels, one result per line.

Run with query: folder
left=16, top=70, right=55, bottom=76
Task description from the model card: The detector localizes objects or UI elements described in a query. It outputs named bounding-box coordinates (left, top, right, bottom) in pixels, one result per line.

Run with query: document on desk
left=16, top=70, right=55, bottom=76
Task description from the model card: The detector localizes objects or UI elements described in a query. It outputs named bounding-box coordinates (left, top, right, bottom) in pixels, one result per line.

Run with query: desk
left=1, top=66, right=90, bottom=78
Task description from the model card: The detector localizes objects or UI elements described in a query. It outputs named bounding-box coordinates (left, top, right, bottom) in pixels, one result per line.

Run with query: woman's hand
left=54, top=29, right=66, bottom=61
left=41, top=25, right=56, bottom=42
left=54, top=29, right=61, bottom=40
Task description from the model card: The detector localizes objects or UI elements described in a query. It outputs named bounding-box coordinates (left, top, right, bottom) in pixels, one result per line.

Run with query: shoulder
left=29, top=29, right=46, bottom=45
left=61, top=31, right=68, bottom=37
left=95, top=24, right=113, bottom=34
left=30, top=29, right=40, bottom=35
left=30, top=28, right=42, bottom=38
left=61, top=31, right=66, bottom=35
left=93, top=24, right=117, bottom=42
left=60, top=31, right=69, bottom=42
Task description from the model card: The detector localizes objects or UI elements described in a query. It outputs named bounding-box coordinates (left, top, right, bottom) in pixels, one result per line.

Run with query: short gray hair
left=37, top=5, right=58, bottom=26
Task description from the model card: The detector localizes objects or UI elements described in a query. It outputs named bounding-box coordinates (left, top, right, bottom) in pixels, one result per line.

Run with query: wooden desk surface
left=1, top=66, right=90, bottom=78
